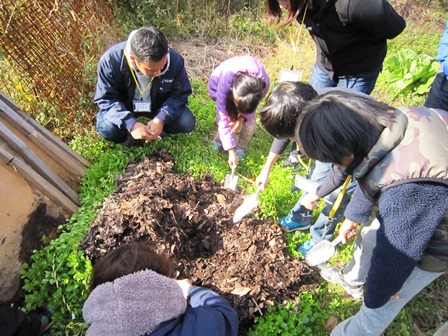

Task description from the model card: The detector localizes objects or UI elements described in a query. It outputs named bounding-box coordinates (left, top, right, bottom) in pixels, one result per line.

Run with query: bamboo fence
left=0, top=0, right=119, bottom=138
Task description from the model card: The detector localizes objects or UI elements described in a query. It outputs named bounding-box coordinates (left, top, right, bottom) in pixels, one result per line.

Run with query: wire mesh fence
left=0, top=0, right=120, bottom=140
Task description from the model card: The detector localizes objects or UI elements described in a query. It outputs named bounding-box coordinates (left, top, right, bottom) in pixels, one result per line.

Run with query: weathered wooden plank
left=0, top=145, right=78, bottom=214
left=0, top=122, right=80, bottom=205
left=0, top=92, right=90, bottom=170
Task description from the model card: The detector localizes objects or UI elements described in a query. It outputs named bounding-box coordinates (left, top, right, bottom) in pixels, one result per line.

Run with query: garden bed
left=80, top=149, right=318, bottom=334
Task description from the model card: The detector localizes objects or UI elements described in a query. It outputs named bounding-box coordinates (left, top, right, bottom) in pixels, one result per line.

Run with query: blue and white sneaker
left=298, top=240, right=317, bottom=257
left=279, top=216, right=311, bottom=232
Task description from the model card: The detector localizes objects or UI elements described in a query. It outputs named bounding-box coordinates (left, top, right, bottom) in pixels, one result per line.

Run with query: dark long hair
left=260, top=81, right=317, bottom=138
left=225, top=72, right=265, bottom=121
left=297, top=91, right=397, bottom=164
left=265, top=0, right=312, bottom=27
left=91, top=243, right=176, bottom=290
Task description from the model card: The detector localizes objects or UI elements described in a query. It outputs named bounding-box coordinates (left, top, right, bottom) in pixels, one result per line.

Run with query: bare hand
left=146, top=118, right=164, bottom=141
left=230, top=117, right=244, bottom=134
left=255, top=168, right=270, bottom=190
left=255, top=152, right=280, bottom=190
left=228, top=149, right=239, bottom=168
left=338, top=219, right=359, bottom=243
left=130, top=121, right=151, bottom=141
left=300, top=192, right=320, bottom=210
left=176, top=279, right=192, bottom=299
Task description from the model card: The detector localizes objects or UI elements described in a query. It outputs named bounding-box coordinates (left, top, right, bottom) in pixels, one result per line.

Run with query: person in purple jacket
left=83, top=243, right=238, bottom=336
left=208, top=56, right=270, bottom=168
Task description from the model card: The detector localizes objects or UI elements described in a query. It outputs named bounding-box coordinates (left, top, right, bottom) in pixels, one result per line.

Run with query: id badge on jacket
left=133, top=102, right=151, bottom=112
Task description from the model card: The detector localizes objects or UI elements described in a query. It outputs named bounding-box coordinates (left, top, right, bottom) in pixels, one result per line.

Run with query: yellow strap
left=297, top=155, right=311, bottom=174
left=295, top=143, right=311, bottom=173
left=289, top=4, right=307, bottom=69
left=328, top=175, right=352, bottom=219
left=125, top=54, right=153, bottom=97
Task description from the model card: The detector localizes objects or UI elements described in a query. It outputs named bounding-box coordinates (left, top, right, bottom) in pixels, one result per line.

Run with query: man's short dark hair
left=260, top=81, right=317, bottom=139
left=130, top=26, right=169, bottom=62
left=297, top=91, right=397, bottom=164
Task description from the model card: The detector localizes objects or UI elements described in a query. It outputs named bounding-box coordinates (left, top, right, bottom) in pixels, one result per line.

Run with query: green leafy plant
left=248, top=291, right=328, bottom=335
left=377, top=49, right=439, bottom=97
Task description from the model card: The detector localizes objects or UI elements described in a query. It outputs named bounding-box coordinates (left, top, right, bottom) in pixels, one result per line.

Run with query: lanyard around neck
left=125, top=54, right=154, bottom=97
left=290, top=4, right=308, bottom=69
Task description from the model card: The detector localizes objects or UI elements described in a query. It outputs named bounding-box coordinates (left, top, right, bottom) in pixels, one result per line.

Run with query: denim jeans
left=309, top=180, right=357, bottom=243
left=309, top=64, right=381, bottom=94
left=290, top=161, right=357, bottom=242
left=332, top=267, right=444, bottom=336
left=342, top=219, right=380, bottom=286
left=424, top=72, right=448, bottom=111
left=96, top=107, right=196, bottom=143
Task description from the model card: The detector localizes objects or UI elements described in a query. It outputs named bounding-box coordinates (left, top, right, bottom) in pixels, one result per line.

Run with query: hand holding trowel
left=233, top=186, right=262, bottom=223
left=304, top=176, right=353, bottom=266
left=224, top=166, right=239, bottom=191
left=305, top=235, right=343, bottom=266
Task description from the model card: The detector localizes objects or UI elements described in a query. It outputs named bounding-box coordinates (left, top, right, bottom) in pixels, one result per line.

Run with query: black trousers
left=0, top=304, right=41, bottom=336
left=425, top=72, right=448, bottom=111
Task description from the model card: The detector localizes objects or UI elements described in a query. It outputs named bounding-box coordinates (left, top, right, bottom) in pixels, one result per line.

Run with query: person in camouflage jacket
left=297, top=91, right=448, bottom=336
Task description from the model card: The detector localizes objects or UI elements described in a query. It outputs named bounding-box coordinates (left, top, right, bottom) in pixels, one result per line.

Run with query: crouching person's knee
left=96, top=113, right=127, bottom=143
left=165, top=107, right=196, bottom=134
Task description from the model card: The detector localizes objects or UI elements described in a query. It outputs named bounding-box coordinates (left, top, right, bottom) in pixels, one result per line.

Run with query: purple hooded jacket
left=208, top=56, right=270, bottom=151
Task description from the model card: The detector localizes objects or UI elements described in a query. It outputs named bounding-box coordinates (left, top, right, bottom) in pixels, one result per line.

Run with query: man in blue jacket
left=94, top=26, right=196, bottom=146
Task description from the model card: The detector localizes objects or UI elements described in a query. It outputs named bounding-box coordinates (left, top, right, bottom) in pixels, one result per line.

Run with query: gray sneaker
left=318, top=264, right=364, bottom=299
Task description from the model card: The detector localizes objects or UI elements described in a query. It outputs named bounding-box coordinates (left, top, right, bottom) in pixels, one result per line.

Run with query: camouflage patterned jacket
left=353, top=106, right=448, bottom=273
left=354, top=107, right=448, bottom=200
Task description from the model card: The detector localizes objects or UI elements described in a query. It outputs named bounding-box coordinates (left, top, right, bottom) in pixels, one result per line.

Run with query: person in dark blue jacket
left=94, top=26, right=196, bottom=146
left=425, top=20, right=448, bottom=111
left=83, top=243, right=238, bottom=336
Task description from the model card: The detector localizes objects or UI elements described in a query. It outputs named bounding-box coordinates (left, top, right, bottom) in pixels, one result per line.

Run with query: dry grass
left=171, top=32, right=316, bottom=86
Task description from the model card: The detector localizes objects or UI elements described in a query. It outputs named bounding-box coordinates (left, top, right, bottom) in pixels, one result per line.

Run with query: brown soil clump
left=80, top=149, right=317, bottom=334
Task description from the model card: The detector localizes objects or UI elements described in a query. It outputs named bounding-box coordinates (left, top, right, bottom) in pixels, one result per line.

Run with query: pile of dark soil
left=80, top=149, right=317, bottom=334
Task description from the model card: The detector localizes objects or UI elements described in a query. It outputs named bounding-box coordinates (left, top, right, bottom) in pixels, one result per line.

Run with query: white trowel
left=224, top=166, right=239, bottom=191
left=294, top=174, right=319, bottom=194
left=305, top=236, right=343, bottom=266
left=233, top=187, right=262, bottom=223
